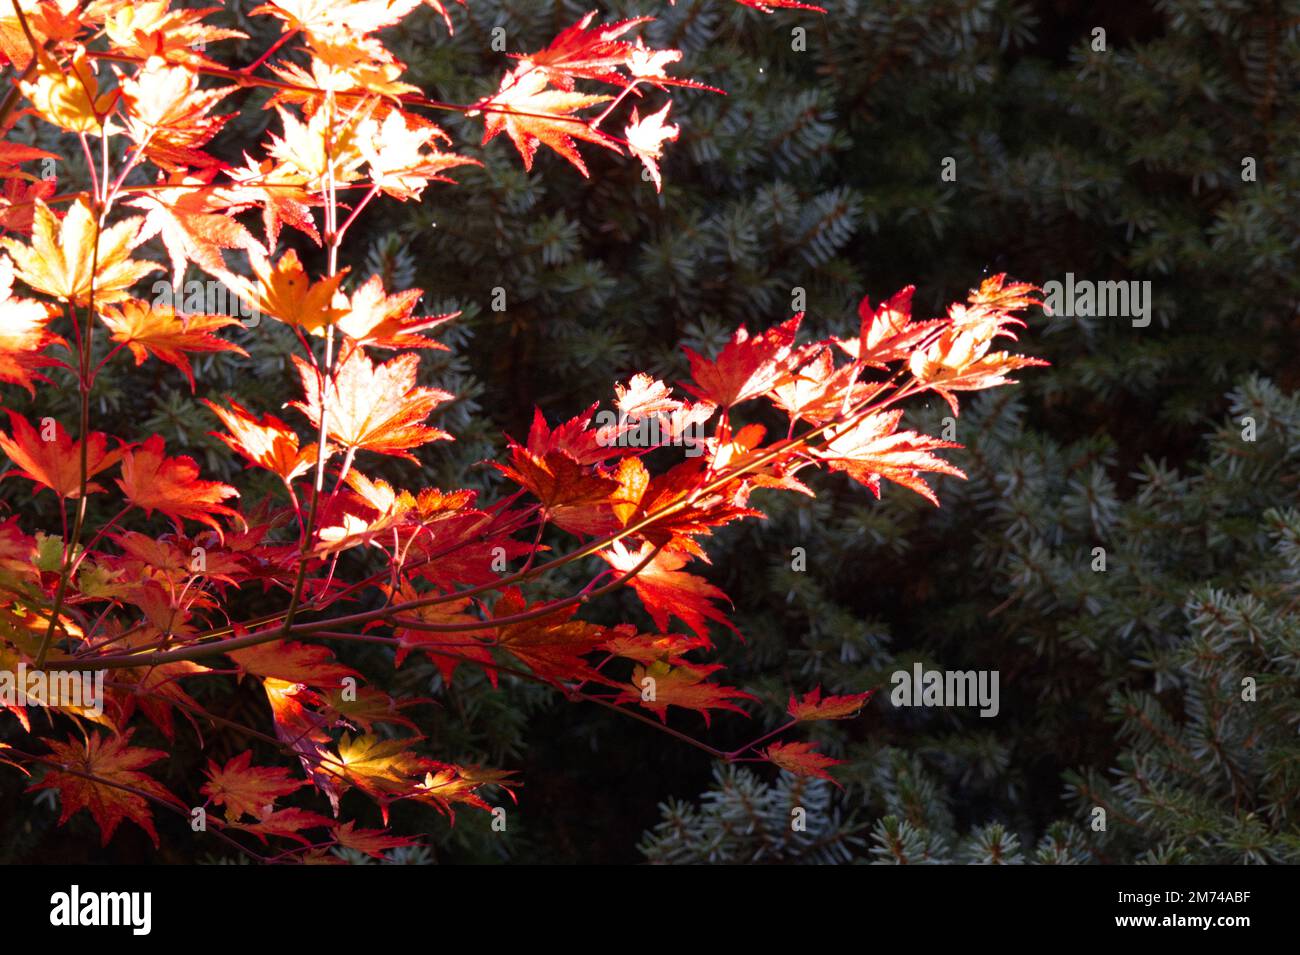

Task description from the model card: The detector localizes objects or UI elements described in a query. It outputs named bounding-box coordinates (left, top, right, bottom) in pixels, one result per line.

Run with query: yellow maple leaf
left=0, top=199, right=160, bottom=306
left=19, top=47, right=119, bottom=134
left=214, top=248, right=348, bottom=334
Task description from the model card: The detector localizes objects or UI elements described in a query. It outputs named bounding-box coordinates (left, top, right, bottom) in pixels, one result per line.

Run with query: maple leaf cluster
left=0, top=0, right=1044, bottom=860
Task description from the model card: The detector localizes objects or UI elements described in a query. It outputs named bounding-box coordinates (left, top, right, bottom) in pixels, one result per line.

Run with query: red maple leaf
left=682, top=314, right=806, bottom=408
left=763, top=740, right=846, bottom=786
left=600, top=540, right=738, bottom=642
left=493, top=587, right=614, bottom=686
left=28, top=731, right=185, bottom=847
left=0, top=411, right=123, bottom=498
left=116, top=434, right=240, bottom=532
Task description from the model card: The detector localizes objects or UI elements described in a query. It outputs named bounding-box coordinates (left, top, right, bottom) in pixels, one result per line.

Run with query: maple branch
left=241, top=27, right=299, bottom=76
left=390, top=542, right=663, bottom=634
left=305, top=635, right=732, bottom=761
left=80, top=503, right=543, bottom=658
left=47, top=539, right=663, bottom=670
left=725, top=719, right=798, bottom=759
left=279, top=90, right=344, bottom=641
left=35, top=205, right=103, bottom=669
left=46, top=374, right=925, bottom=671
left=7, top=748, right=268, bottom=863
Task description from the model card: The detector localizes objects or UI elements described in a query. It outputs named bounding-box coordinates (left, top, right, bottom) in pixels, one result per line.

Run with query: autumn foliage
left=0, top=0, right=1043, bottom=860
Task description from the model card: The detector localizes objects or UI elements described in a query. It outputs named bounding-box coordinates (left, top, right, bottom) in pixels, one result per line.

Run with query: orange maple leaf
left=0, top=411, right=123, bottom=498
left=291, top=349, right=452, bottom=460
left=516, top=11, right=650, bottom=86
left=201, top=751, right=309, bottom=822
left=813, top=409, right=965, bottom=506
left=787, top=686, right=875, bottom=721
left=0, top=254, right=63, bottom=395
left=119, top=59, right=237, bottom=171
left=229, top=639, right=360, bottom=687
left=602, top=625, right=708, bottom=666
left=763, top=740, right=845, bottom=786
left=332, top=819, right=419, bottom=858
left=493, top=444, right=635, bottom=534
left=493, top=587, right=614, bottom=686
left=619, top=660, right=755, bottom=725
left=230, top=807, right=336, bottom=844
left=625, top=102, right=678, bottom=192
left=202, top=398, right=318, bottom=483
left=415, top=762, right=518, bottom=821
left=116, top=434, right=240, bottom=532
left=476, top=66, right=618, bottom=176
left=336, top=275, right=456, bottom=349
left=360, top=109, right=477, bottom=200
left=682, top=314, right=806, bottom=408
left=99, top=300, right=247, bottom=390
left=216, top=247, right=348, bottom=334
left=392, top=582, right=496, bottom=684
left=126, top=171, right=263, bottom=287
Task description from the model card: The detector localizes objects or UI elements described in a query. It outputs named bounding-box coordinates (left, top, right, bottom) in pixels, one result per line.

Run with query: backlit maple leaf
left=0, top=177, right=56, bottom=235
left=515, top=11, right=650, bottom=87
left=98, top=300, right=247, bottom=390
left=768, top=347, right=865, bottom=425
left=600, top=540, right=738, bottom=641
left=291, top=349, right=452, bottom=460
left=216, top=248, right=348, bottom=334
left=814, top=409, right=966, bottom=506
left=493, top=444, right=633, bottom=535
left=322, top=685, right=421, bottom=734
left=203, top=399, right=318, bottom=483
left=0, top=199, right=160, bottom=306
left=333, top=820, right=418, bottom=858
left=763, top=740, right=845, bottom=785
left=261, top=677, right=340, bottom=813
left=360, top=110, right=477, bottom=201
left=103, top=1, right=246, bottom=66
left=229, top=639, right=360, bottom=687
left=226, top=157, right=322, bottom=247
left=415, top=762, right=517, bottom=820
left=267, top=101, right=372, bottom=188
left=476, top=66, right=618, bottom=176
left=326, top=734, right=435, bottom=819
left=19, top=47, right=119, bottom=134
left=602, top=625, right=708, bottom=666
left=126, top=171, right=263, bottom=288
left=493, top=587, right=614, bottom=686
left=626, top=102, right=679, bottom=192
left=682, top=314, right=806, bottom=408
left=336, top=275, right=456, bottom=349
left=618, top=660, right=755, bottom=725
left=0, top=411, right=123, bottom=498
left=27, top=731, right=184, bottom=847
left=119, top=58, right=237, bottom=171
left=833, top=286, right=943, bottom=369
left=0, top=254, right=63, bottom=394
left=392, top=583, right=497, bottom=684
left=201, top=751, right=308, bottom=822
left=116, top=434, right=240, bottom=532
